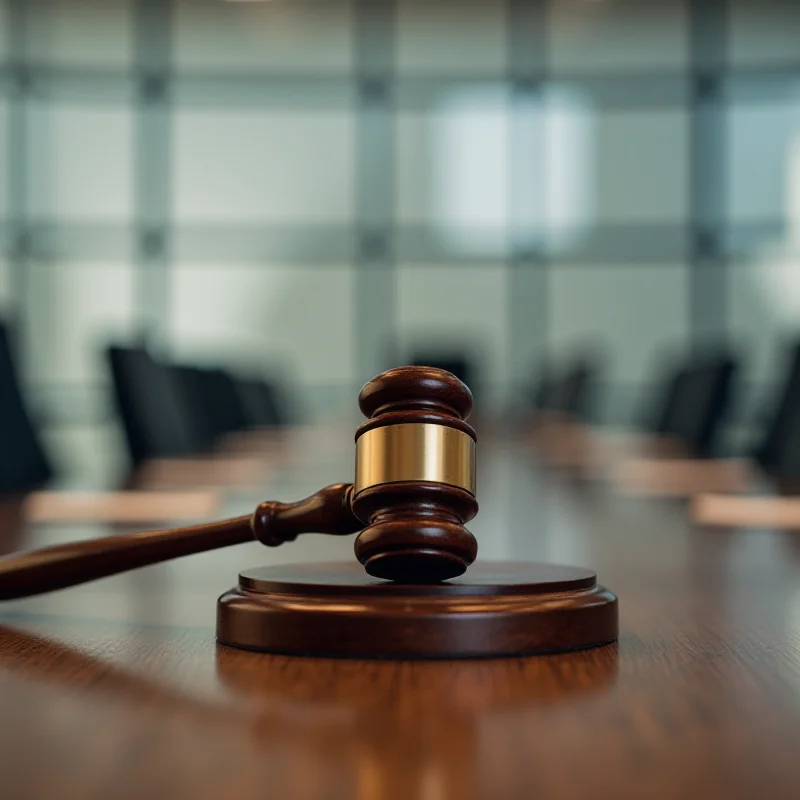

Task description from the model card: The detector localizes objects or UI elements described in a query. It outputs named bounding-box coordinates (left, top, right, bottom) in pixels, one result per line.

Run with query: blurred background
left=0, top=0, right=798, bottom=487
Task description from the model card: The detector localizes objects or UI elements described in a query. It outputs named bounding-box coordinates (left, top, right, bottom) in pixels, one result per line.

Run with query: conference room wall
left=0, top=0, right=797, bottom=482
left=0, top=262, right=8, bottom=311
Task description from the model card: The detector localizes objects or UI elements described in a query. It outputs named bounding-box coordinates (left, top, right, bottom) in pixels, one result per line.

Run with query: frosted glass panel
left=539, top=89, right=596, bottom=248
left=549, top=265, right=689, bottom=384
left=729, top=258, right=800, bottom=387
left=170, top=265, right=355, bottom=387
left=0, top=3, right=7, bottom=61
left=396, top=0, right=506, bottom=76
left=395, top=265, right=508, bottom=404
left=173, top=110, right=355, bottom=224
left=174, top=0, right=354, bottom=74
left=396, top=99, right=687, bottom=248
left=549, top=0, right=687, bottom=73
left=595, top=110, right=688, bottom=225
left=396, top=88, right=598, bottom=253
left=26, top=104, right=134, bottom=223
left=25, top=263, right=136, bottom=384
left=0, top=262, right=10, bottom=312
left=27, top=0, right=133, bottom=67
left=395, top=91, right=511, bottom=255
left=728, top=1, right=800, bottom=67
left=0, top=100, right=7, bottom=219
left=727, top=97, right=800, bottom=225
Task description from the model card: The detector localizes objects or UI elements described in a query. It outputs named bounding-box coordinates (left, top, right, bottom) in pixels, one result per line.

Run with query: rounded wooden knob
left=352, top=366, right=478, bottom=583
left=358, top=366, right=473, bottom=420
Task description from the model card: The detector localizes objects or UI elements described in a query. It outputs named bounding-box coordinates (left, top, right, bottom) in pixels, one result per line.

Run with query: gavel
left=0, top=367, right=478, bottom=600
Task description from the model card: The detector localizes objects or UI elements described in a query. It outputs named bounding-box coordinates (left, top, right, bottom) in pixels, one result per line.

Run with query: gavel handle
left=0, top=483, right=360, bottom=601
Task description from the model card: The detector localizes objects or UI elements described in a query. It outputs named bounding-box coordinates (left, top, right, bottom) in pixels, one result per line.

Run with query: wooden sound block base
left=217, top=562, right=618, bottom=659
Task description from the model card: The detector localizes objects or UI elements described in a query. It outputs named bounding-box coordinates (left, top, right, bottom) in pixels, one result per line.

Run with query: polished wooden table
left=1, top=426, right=799, bottom=799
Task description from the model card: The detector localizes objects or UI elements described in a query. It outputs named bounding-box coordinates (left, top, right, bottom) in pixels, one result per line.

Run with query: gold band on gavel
left=354, top=423, right=476, bottom=497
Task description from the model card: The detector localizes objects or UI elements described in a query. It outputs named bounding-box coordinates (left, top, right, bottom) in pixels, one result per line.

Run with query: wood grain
left=1, top=434, right=799, bottom=799
left=133, top=456, right=268, bottom=489
left=692, top=493, right=800, bottom=528
left=22, top=490, right=221, bottom=523
left=614, top=457, right=752, bottom=496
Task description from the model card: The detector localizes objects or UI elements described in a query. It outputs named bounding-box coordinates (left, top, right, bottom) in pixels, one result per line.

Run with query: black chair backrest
left=753, top=341, right=800, bottom=479
left=539, top=357, right=598, bottom=420
left=529, top=361, right=553, bottom=411
left=193, top=367, right=250, bottom=441
left=0, top=321, right=54, bottom=493
left=167, top=365, right=219, bottom=452
left=659, top=354, right=738, bottom=457
left=772, top=400, right=800, bottom=481
left=644, top=362, right=688, bottom=436
left=107, top=345, right=197, bottom=467
left=236, top=378, right=289, bottom=428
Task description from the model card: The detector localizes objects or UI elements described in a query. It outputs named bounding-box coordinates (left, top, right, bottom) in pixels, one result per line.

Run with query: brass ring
left=354, top=423, right=476, bottom=496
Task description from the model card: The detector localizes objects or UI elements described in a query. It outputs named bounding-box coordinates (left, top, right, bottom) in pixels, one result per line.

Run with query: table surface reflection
left=1, top=425, right=799, bottom=799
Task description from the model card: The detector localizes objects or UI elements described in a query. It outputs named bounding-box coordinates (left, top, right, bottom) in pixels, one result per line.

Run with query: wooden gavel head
left=350, top=366, right=478, bottom=583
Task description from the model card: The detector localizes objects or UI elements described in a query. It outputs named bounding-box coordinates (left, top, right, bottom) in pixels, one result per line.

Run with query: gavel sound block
left=0, top=367, right=617, bottom=659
